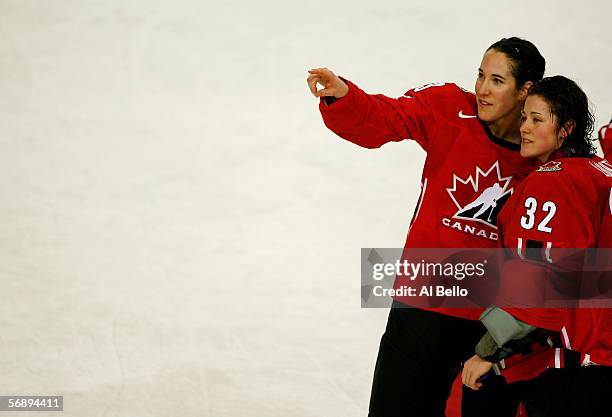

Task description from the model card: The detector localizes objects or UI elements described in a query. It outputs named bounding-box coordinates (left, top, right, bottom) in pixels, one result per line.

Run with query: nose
left=520, top=119, right=530, bottom=135
left=476, top=79, right=490, bottom=96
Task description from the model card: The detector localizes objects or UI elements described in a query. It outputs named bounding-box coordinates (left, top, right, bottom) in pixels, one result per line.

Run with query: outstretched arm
left=306, top=67, right=458, bottom=150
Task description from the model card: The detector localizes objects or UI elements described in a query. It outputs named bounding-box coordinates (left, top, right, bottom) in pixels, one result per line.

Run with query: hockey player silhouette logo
left=446, top=161, right=513, bottom=229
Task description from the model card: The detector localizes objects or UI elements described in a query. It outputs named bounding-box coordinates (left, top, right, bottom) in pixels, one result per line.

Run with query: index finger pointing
left=308, top=68, right=332, bottom=76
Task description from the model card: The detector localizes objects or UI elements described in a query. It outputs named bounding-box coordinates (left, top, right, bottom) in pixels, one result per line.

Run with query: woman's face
left=519, top=95, right=564, bottom=162
left=475, top=50, right=525, bottom=123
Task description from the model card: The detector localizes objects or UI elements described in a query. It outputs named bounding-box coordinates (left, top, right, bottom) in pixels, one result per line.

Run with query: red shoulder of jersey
left=401, top=82, right=477, bottom=120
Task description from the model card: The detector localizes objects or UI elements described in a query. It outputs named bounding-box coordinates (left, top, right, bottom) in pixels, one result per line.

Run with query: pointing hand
left=307, top=68, right=349, bottom=98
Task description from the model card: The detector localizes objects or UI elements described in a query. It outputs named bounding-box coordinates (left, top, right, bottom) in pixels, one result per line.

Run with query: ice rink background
left=0, top=0, right=610, bottom=416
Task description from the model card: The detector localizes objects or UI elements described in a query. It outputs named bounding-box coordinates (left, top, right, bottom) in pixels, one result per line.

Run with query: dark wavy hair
left=528, top=76, right=596, bottom=157
left=487, top=37, right=546, bottom=89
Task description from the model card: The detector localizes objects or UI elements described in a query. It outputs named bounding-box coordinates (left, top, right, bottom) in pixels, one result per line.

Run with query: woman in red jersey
left=462, top=76, right=612, bottom=417
left=307, top=37, right=545, bottom=417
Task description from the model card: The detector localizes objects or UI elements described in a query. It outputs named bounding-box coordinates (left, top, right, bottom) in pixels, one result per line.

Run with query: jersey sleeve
left=318, top=79, right=471, bottom=152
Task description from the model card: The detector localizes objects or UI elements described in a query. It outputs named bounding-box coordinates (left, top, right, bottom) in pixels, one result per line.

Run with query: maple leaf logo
left=446, top=161, right=513, bottom=229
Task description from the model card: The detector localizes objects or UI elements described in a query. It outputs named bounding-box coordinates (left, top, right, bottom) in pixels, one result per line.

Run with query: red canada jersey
left=497, top=155, right=612, bottom=366
left=319, top=80, right=539, bottom=319
left=571, top=127, right=612, bottom=366
left=567, top=154, right=612, bottom=366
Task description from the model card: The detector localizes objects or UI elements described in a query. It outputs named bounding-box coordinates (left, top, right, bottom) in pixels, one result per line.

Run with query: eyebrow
left=478, top=68, right=507, bottom=80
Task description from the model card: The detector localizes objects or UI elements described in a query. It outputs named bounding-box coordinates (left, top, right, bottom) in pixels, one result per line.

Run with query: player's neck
left=487, top=116, right=521, bottom=145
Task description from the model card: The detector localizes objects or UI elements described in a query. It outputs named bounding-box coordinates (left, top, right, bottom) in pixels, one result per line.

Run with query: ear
left=561, top=120, right=576, bottom=139
left=518, top=81, right=533, bottom=101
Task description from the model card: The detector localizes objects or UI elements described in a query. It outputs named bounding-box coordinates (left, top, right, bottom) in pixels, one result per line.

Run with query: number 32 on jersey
left=520, top=197, right=557, bottom=233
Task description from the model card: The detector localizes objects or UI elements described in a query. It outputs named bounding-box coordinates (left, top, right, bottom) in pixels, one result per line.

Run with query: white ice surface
left=0, top=1, right=610, bottom=416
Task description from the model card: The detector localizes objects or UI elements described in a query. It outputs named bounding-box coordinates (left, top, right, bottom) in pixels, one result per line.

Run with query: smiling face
left=475, top=50, right=530, bottom=130
left=519, top=95, right=566, bottom=162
